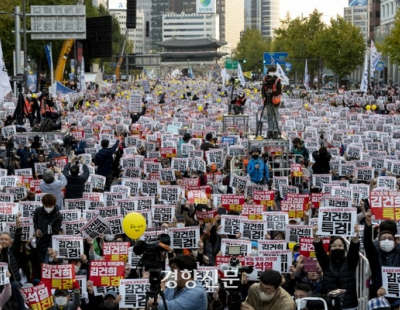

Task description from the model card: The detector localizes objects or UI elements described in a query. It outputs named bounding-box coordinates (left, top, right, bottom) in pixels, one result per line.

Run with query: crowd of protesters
left=0, top=75, right=399, bottom=310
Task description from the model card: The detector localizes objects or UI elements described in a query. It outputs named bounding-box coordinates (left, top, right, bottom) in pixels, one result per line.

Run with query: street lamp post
left=23, top=0, right=28, bottom=87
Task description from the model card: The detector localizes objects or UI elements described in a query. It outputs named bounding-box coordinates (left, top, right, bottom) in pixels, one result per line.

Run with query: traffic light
left=126, top=0, right=137, bottom=29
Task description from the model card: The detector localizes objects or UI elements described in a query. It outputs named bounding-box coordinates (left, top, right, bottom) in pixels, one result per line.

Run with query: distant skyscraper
left=344, top=5, right=368, bottom=41
left=244, top=0, right=280, bottom=38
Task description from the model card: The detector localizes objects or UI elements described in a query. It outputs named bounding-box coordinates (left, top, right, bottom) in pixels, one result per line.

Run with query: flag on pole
left=188, top=66, right=194, bottom=79
left=304, top=59, right=309, bottom=90
left=44, top=44, right=54, bottom=95
left=0, top=38, right=12, bottom=102
left=237, top=63, right=245, bottom=87
left=276, top=63, right=290, bottom=85
left=360, top=52, right=368, bottom=92
left=370, top=40, right=382, bottom=74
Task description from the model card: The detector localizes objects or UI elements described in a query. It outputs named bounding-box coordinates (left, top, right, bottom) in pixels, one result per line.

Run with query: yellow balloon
left=180, top=95, right=184, bottom=99
left=126, top=96, right=130, bottom=100
left=217, top=98, right=221, bottom=103
left=372, top=104, right=377, bottom=110
left=366, top=105, right=371, bottom=110
left=94, top=102, right=99, bottom=107
left=198, top=106, right=203, bottom=111
left=254, top=89, right=258, bottom=94
left=85, top=101, right=90, bottom=107
left=122, top=212, right=147, bottom=239
left=304, top=103, right=309, bottom=108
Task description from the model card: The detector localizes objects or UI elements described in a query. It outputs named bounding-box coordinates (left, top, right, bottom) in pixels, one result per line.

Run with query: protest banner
left=20, top=282, right=53, bottom=310
left=89, top=261, right=125, bottom=287
left=41, top=264, right=75, bottom=289
left=52, top=236, right=84, bottom=259
left=103, top=242, right=130, bottom=262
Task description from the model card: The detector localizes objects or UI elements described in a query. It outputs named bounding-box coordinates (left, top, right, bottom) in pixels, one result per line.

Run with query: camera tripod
left=145, top=268, right=169, bottom=310
left=256, top=92, right=281, bottom=139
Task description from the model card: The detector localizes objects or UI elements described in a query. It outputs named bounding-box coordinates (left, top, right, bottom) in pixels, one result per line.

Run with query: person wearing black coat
left=94, top=139, right=120, bottom=191
left=0, top=218, right=26, bottom=310
left=313, top=225, right=360, bottom=310
left=312, top=146, right=331, bottom=174
left=363, top=211, right=400, bottom=306
left=33, top=194, right=63, bottom=264
left=63, top=158, right=90, bottom=199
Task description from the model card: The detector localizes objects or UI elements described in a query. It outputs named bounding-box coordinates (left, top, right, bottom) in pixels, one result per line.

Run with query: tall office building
left=108, top=1, right=146, bottom=54
left=344, top=5, right=369, bottom=41
left=161, top=0, right=243, bottom=53
left=137, top=0, right=153, bottom=53
left=369, top=0, right=381, bottom=40
left=244, top=0, right=280, bottom=38
left=150, top=0, right=171, bottom=52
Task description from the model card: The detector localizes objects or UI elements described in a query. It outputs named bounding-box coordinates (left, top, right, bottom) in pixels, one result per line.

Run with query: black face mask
left=252, top=155, right=259, bottom=160
left=331, top=249, right=344, bottom=260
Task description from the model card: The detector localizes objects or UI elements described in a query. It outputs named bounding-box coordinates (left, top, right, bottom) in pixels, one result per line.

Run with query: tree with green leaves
left=379, top=11, right=400, bottom=65
left=234, top=28, right=271, bottom=72
left=314, top=16, right=365, bottom=82
left=273, top=10, right=325, bottom=83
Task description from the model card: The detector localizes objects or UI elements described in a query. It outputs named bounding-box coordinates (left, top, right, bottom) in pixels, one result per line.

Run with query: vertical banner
left=20, top=282, right=54, bottom=310
left=76, top=41, right=83, bottom=92
left=360, top=52, right=368, bottom=93
left=0, top=38, right=12, bottom=102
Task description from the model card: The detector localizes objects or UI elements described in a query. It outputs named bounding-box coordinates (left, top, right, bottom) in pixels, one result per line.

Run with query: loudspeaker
left=85, top=16, right=113, bottom=58
left=127, top=0, right=137, bottom=29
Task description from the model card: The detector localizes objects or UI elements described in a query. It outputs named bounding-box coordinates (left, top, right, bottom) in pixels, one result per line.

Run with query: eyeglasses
left=258, top=283, right=275, bottom=293
left=330, top=244, right=345, bottom=249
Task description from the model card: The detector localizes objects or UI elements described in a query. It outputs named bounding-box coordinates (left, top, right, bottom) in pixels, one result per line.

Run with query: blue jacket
left=17, top=147, right=35, bottom=169
left=247, top=157, right=267, bottom=183
left=94, top=140, right=119, bottom=176
left=158, top=280, right=208, bottom=310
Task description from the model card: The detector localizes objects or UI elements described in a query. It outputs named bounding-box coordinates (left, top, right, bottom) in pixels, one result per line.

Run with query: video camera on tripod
left=262, top=75, right=275, bottom=104
left=133, top=233, right=172, bottom=310
left=221, top=246, right=254, bottom=310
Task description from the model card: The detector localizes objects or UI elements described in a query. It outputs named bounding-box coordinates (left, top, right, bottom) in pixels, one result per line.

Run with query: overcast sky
left=280, top=0, right=349, bottom=24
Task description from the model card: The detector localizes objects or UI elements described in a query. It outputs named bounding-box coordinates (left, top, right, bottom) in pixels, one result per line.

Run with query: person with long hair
left=312, top=225, right=360, bottom=310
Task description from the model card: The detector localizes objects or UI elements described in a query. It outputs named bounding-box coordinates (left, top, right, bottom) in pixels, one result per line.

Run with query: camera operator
left=147, top=255, right=208, bottom=310
left=230, top=91, right=246, bottom=115
left=262, top=67, right=282, bottom=139
left=312, top=146, right=331, bottom=175
left=241, top=269, right=295, bottom=310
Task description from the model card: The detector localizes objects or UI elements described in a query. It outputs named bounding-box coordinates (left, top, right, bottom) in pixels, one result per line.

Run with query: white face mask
left=44, top=207, right=53, bottom=213
left=0, top=147, right=5, bottom=151
left=296, top=299, right=307, bottom=310
left=55, top=296, right=68, bottom=306
left=259, top=291, right=275, bottom=302
left=75, top=266, right=80, bottom=273
left=104, top=234, right=114, bottom=242
left=176, top=223, right=185, bottom=229
left=380, top=239, right=395, bottom=252
left=192, top=250, right=198, bottom=257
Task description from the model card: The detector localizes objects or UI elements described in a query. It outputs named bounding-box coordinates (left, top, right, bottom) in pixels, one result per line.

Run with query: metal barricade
left=297, top=297, right=328, bottom=310
left=344, top=239, right=371, bottom=310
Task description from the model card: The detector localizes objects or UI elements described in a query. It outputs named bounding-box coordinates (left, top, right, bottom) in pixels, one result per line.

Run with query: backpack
left=38, top=118, right=54, bottom=132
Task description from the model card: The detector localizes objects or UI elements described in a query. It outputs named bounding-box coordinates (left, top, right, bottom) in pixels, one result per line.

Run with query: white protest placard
left=263, top=212, right=288, bottom=231
left=80, top=215, right=110, bottom=239
left=52, top=236, right=84, bottom=259
left=382, top=267, right=400, bottom=298
left=157, top=185, right=182, bottom=204
left=259, top=249, right=292, bottom=273
left=19, top=201, right=41, bottom=218
left=168, top=227, right=200, bottom=249
left=152, top=205, right=175, bottom=223
left=317, top=207, right=357, bottom=237
left=62, top=220, right=86, bottom=236
left=258, top=240, right=287, bottom=252
left=244, top=256, right=281, bottom=281
left=111, top=185, right=131, bottom=197
left=221, top=238, right=251, bottom=256
left=0, top=264, right=10, bottom=285
left=220, top=215, right=242, bottom=235
left=240, top=219, right=268, bottom=240
left=60, top=210, right=83, bottom=222
left=65, top=199, right=89, bottom=212
left=133, top=196, right=155, bottom=211
left=377, top=176, right=397, bottom=190
left=119, top=279, right=150, bottom=309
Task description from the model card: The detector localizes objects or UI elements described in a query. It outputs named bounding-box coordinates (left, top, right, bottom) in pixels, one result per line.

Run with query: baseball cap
left=176, top=215, right=185, bottom=221
left=54, top=289, right=69, bottom=296
left=104, top=291, right=117, bottom=299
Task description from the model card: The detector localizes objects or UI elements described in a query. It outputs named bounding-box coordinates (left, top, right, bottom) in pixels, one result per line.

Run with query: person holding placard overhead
left=363, top=210, right=400, bottom=308
left=312, top=224, right=360, bottom=310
